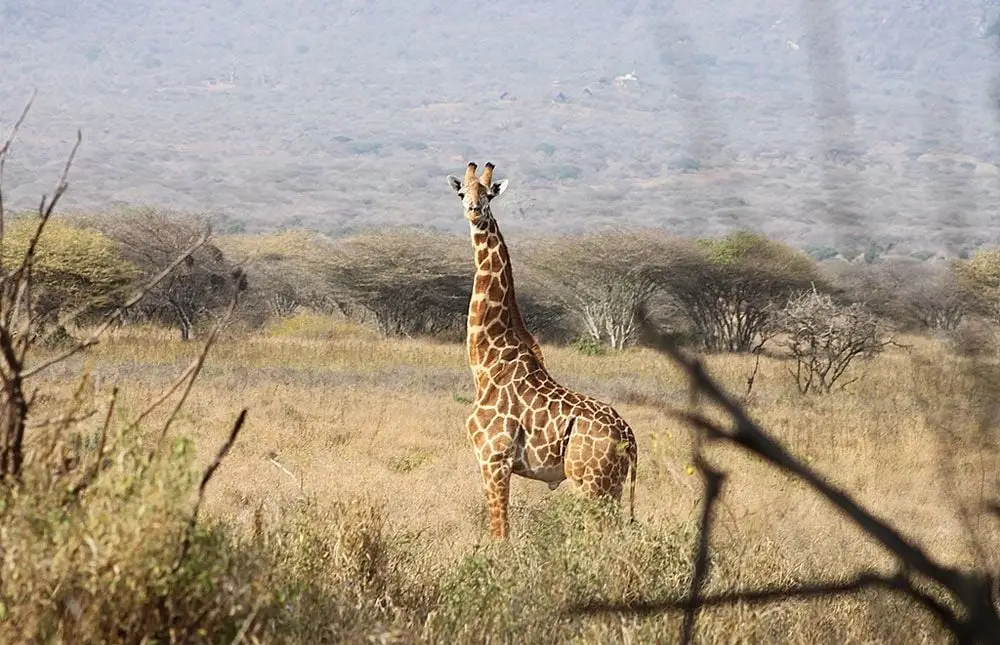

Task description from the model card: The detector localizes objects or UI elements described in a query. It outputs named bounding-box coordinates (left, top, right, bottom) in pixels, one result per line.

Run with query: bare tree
left=81, top=206, right=238, bottom=340
left=525, top=231, right=692, bottom=350
left=326, top=231, right=469, bottom=339
left=774, top=288, right=890, bottom=394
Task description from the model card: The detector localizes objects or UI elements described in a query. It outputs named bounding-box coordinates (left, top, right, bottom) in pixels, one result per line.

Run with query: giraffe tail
left=627, top=437, right=638, bottom=524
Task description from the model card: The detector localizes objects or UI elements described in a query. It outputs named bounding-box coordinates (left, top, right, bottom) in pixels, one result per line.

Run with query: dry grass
left=15, top=311, right=999, bottom=643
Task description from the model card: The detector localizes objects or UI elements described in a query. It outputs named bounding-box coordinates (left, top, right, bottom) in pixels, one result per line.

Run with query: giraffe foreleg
left=472, top=420, right=523, bottom=540
left=480, top=457, right=512, bottom=539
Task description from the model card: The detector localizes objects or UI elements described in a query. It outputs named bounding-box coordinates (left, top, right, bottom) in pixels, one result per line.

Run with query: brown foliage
left=826, top=259, right=973, bottom=332
left=79, top=206, right=238, bottom=340
left=774, top=289, right=890, bottom=394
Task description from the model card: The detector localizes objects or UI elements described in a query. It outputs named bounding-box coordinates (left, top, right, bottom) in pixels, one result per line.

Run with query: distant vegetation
left=2, top=1, right=1000, bottom=253
left=6, top=201, right=999, bottom=642
left=13, top=206, right=995, bottom=368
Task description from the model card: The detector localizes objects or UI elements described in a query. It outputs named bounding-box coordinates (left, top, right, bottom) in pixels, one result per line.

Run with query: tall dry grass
left=11, top=310, right=997, bottom=643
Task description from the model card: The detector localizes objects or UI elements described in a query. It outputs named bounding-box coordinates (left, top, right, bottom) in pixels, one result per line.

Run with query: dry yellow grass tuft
left=18, top=316, right=998, bottom=643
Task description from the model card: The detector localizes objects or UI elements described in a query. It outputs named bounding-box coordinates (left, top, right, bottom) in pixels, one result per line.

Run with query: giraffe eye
left=458, top=192, right=465, bottom=199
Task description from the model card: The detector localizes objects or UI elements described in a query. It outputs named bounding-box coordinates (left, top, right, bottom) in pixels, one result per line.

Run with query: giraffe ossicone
left=447, top=161, right=639, bottom=540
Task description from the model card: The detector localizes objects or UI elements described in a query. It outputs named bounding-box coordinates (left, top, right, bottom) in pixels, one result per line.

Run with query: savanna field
left=3, top=130, right=1000, bottom=643
left=9, top=309, right=998, bottom=644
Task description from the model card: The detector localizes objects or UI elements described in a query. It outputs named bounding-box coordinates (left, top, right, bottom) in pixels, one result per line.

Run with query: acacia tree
left=326, top=231, right=469, bottom=339
left=666, top=231, right=822, bottom=353
left=0, top=218, right=137, bottom=331
left=81, top=207, right=238, bottom=340
left=524, top=231, right=691, bottom=350
left=825, top=259, right=971, bottom=332
left=218, top=230, right=342, bottom=325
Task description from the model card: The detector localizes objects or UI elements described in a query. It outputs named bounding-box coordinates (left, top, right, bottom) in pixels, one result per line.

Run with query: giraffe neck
left=467, top=218, right=531, bottom=372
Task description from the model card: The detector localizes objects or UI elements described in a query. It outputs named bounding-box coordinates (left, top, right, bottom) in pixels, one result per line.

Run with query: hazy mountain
left=2, top=0, right=1000, bottom=255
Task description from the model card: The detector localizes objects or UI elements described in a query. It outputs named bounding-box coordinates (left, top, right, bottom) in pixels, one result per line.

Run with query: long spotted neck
left=466, top=217, right=541, bottom=375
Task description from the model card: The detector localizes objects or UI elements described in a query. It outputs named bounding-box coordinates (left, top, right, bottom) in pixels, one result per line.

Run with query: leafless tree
left=81, top=207, right=238, bottom=340
left=774, top=288, right=891, bottom=394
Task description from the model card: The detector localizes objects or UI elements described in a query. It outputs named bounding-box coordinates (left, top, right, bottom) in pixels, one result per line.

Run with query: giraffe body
left=448, top=161, right=638, bottom=539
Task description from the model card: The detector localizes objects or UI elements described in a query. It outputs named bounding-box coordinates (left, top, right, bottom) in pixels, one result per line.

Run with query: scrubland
left=6, top=310, right=994, bottom=643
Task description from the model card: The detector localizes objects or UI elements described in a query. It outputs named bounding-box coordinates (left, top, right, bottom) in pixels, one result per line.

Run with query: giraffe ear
left=447, top=175, right=463, bottom=193
left=488, top=179, right=509, bottom=200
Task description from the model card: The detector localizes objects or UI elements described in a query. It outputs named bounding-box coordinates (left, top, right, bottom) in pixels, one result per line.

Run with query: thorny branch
left=568, top=324, right=1000, bottom=644
left=174, top=408, right=248, bottom=569
left=681, top=454, right=725, bottom=645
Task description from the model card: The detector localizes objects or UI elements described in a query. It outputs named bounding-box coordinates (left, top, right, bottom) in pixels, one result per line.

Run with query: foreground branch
left=573, top=321, right=1000, bottom=644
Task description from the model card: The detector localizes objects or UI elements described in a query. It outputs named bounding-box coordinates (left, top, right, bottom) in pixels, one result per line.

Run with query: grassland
left=13, top=311, right=995, bottom=643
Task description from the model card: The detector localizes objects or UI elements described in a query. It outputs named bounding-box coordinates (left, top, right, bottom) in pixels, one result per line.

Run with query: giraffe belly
left=511, top=456, right=566, bottom=487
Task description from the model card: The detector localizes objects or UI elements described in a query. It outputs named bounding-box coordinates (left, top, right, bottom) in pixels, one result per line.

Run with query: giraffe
left=447, top=161, right=638, bottom=540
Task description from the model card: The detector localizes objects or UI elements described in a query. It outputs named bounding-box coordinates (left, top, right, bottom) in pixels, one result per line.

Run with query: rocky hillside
left=2, top=0, right=999, bottom=256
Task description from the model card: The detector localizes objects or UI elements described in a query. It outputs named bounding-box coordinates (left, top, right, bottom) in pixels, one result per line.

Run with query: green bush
left=1, top=218, right=138, bottom=326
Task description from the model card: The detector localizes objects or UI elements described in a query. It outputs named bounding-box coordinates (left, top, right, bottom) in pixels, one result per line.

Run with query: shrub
left=774, top=289, right=890, bottom=394
left=827, top=259, right=972, bottom=332
left=218, top=230, right=344, bottom=326
left=326, top=231, right=469, bottom=339
left=0, top=218, right=137, bottom=328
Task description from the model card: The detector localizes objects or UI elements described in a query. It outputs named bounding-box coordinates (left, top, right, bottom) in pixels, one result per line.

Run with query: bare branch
left=0, top=89, right=38, bottom=258
left=632, top=319, right=1000, bottom=642
left=173, top=408, right=247, bottom=569
left=681, top=454, right=725, bottom=645
left=152, top=275, right=241, bottom=452
left=70, top=386, right=118, bottom=497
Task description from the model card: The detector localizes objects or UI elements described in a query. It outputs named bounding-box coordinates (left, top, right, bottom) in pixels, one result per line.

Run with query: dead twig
left=70, top=386, right=118, bottom=497
left=173, top=408, right=247, bottom=569
left=151, top=272, right=242, bottom=454
left=574, top=320, right=1000, bottom=644
left=681, top=453, right=725, bottom=645
left=0, top=89, right=38, bottom=263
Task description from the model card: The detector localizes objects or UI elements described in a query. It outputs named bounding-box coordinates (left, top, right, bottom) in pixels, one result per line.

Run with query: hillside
left=2, top=0, right=1000, bottom=255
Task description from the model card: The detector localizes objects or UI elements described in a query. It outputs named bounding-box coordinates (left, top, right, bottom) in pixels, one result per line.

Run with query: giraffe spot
left=496, top=388, right=511, bottom=412
left=486, top=280, right=505, bottom=302
left=474, top=274, right=492, bottom=293
left=485, top=320, right=505, bottom=338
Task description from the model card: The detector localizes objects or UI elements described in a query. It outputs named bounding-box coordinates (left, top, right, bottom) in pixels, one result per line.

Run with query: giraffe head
left=447, top=161, right=509, bottom=227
